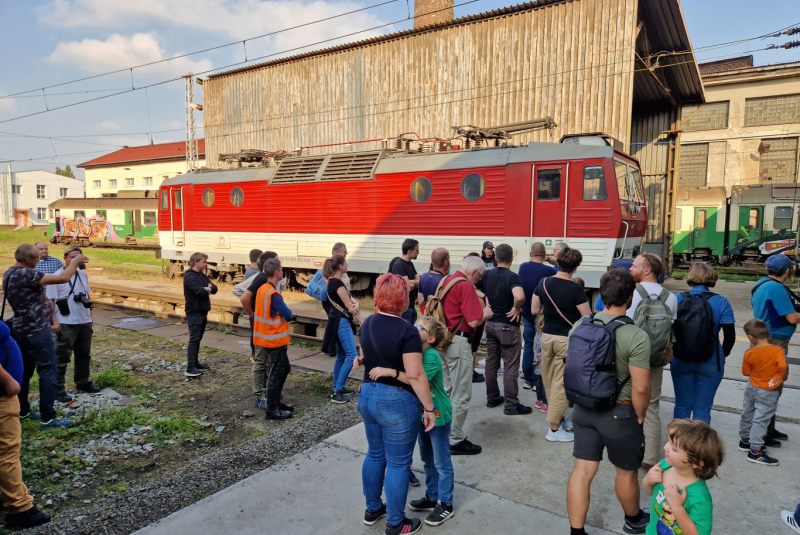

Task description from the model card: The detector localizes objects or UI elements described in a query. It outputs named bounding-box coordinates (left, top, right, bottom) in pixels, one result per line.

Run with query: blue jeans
left=670, top=352, right=724, bottom=424
left=521, top=317, right=536, bottom=382
left=358, top=382, right=422, bottom=526
left=332, top=319, right=358, bottom=393
left=401, top=307, right=417, bottom=325
left=418, top=423, right=454, bottom=506
left=16, top=328, right=58, bottom=421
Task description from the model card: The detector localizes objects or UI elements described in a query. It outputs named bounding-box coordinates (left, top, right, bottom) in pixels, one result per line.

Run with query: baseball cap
left=482, top=241, right=494, bottom=249
left=765, top=254, right=796, bottom=272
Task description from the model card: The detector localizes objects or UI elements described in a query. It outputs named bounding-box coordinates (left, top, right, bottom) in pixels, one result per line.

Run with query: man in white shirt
left=628, top=252, right=677, bottom=471
left=45, top=247, right=100, bottom=402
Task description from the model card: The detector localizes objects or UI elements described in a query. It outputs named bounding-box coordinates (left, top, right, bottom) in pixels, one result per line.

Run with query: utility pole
left=0, top=164, right=12, bottom=225
left=185, top=73, right=199, bottom=172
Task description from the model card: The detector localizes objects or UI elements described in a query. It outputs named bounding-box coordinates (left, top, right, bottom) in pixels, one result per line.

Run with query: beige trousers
left=0, top=395, right=34, bottom=514
left=441, top=335, right=475, bottom=445
left=541, top=333, right=569, bottom=426
left=643, top=365, right=664, bottom=466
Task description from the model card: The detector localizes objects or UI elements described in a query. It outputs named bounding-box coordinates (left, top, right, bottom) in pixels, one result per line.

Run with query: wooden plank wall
left=630, top=106, right=676, bottom=245
left=203, top=0, right=639, bottom=167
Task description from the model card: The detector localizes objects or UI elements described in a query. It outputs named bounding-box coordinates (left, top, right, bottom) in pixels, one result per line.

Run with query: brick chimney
left=414, top=0, right=454, bottom=29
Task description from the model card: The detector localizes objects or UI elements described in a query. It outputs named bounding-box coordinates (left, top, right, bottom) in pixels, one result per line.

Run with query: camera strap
left=66, top=273, right=84, bottom=298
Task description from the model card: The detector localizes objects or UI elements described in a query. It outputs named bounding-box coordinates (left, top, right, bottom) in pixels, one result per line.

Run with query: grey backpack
left=632, top=284, right=674, bottom=368
left=564, top=314, right=632, bottom=410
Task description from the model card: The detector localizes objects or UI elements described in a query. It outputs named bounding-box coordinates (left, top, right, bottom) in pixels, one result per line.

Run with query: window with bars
left=745, top=94, right=800, bottom=127
left=759, top=138, right=798, bottom=184
left=681, top=101, right=729, bottom=131
left=678, top=144, right=710, bottom=187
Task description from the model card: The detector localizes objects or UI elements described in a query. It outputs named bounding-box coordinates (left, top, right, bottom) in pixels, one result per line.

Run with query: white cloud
left=100, top=120, right=123, bottom=131
left=48, top=33, right=213, bottom=76
left=0, top=92, right=18, bottom=116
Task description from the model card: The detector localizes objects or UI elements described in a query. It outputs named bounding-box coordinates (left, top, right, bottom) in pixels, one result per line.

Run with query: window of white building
left=125, top=178, right=134, bottom=187
left=143, top=177, right=153, bottom=186
left=93, top=180, right=101, bottom=188
left=36, top=185, right=46, bottom=199
left=37, top=208, right=47, bottom=220
left=109, top=179, right=118, bottom=188
left=11, top=185, right=21, bottom=194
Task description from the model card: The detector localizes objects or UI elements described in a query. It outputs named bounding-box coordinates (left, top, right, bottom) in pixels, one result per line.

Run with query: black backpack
left=564, top=314, right=633, bottom=410
left=673, top=291, right=717, bottom=364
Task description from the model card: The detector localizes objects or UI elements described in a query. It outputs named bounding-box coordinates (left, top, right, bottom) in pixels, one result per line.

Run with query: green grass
left=0, top=227, right=47, bottom=244
left=150, top=415, right=210, bottom=440
left=93, top=365, right=137, bottom=389
left=72, top=406, right=151, bottom=436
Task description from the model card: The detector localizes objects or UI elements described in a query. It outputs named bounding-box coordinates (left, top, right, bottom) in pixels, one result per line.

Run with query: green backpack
left=632, top=284, right=674, bottom=368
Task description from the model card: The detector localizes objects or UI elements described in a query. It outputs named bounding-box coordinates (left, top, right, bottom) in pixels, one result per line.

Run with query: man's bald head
left=431, top=248, right=450, bottom=269
left=34, top=241, right=49, bottom=259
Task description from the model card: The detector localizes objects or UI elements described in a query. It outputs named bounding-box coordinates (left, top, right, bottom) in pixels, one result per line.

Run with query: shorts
left=572, top=403, right=645, bottom=472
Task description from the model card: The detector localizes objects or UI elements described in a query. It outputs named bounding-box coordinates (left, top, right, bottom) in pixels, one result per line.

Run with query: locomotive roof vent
left=560, top=133, right=623, bottom=152
left=320, top=150, right=383, bottom=181
left=272, top=155, right=326, bottom=183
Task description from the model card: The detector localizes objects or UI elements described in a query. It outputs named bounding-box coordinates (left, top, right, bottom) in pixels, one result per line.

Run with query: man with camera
left=3, top=244, right=86, bottom=429
left=46, top=247, right=100, bottom=403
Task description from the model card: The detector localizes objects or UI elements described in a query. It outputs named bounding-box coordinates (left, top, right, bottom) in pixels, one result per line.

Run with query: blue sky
left=0, top=0, right=797, bottom=177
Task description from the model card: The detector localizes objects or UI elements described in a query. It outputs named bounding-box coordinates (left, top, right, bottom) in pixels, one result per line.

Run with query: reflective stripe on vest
left=253, top=283, right=289, bottom=348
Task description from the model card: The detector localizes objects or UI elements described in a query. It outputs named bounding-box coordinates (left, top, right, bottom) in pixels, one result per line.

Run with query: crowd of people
left=1, top=237, right=798, bottom=534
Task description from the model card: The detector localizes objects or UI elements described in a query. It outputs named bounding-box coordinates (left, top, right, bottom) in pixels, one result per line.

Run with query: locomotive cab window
left=774, top=206, right=793, bottom=230
left=202, top=188, right=215, bottom=207
left=174, top=190, right=182, bottom=209
left=697, top=209, right=707, bottom=230
left=675, top=208, right=682, bottom=230
left=230, top=187, right=244, bottom=207
left=461, top=174, right=485, bottom=201
left=748, top=208, right=760, bottom=228
left=410, top=177, right=432, bottom=203
left=160, top=190, right=169, bottom=210
left=582, top=166, right=607, bottom=200
left=537, top=169, right=561, bottom=200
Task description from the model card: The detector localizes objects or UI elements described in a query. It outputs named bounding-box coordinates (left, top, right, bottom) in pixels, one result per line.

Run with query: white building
left=0, top=169, right=86, bottom=226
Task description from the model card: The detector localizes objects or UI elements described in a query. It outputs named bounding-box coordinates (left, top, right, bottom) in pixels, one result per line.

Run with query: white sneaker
left=782, top=510, right=800, bottom=534
left=522, top=381, right=533, bottom=390
left=563, top=416, right=574, bottom=432
left=545, top=426, right=574, bottom=443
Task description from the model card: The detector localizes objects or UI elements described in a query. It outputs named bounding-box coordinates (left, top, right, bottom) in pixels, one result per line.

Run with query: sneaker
left=545, top=426, right=574, bottom=443
left=184, top=366, right=203, bottom=377
left=4, top=506, right=51, bottom=529
left=253, top=398, right=267, bottom=410
left=425, top=503, right=454, bottom=526
left=504, top=404, right=533, bottom=415
left=265, top=408, right=292, bottom=420
left=486, top=396, right=505, bottom=408
left=622, top=510, right=650, bottom=534
left=331, top=392, right=350, bottom=404
left=535, top=400, right=548, bottom=412
left=77, top=383, right=101, bottom=393
left=747, top=450, right=779, bottom=466
left=764, top=436, right=782, bottom=448
left=450, top=439, right=482, bottom=456
left=409, top=472, right=420, bottom=487
left=56, top=392, right=73, bottom=403
left=40, top=418, right=74, bottom=430
left=522, top=381, right=533, bottom=390
left=497, top=367, right=505, bottom=376
left=19, top=411, right=41, bottom=422
left=409, top=494, right=437, bottom=511
left=340, top=387, right=356, bottom=394
left=279, top=402, right=295, bottom=412
left=768, top=428, right=789, bottom=441
left=472, top=372, right=485, bottom=383
left=196, top=362, right=210, bottom=370
left=385, top=517, right=422, bottom=535
left=563, top=416, right=574, bottom=432
left=364, top=503, right=387, bottom=526
left=781, top=507, right=800, bottom=534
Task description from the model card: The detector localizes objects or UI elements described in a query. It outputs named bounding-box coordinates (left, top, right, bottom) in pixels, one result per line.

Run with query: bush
left=94, top=365, right=136, bottom=389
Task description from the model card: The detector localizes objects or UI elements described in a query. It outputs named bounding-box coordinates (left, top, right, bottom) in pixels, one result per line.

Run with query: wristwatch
left=394, top=369, right=400, bottom=379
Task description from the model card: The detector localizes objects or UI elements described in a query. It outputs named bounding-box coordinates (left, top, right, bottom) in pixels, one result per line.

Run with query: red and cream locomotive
left=158, top=128, right=647, bottom=290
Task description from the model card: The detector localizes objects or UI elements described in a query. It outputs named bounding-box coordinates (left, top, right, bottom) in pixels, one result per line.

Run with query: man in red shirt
left=440, top=255, right=492, bottom=455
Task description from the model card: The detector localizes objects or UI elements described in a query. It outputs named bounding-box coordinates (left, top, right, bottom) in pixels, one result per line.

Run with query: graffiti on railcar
left=55, top=216, right=119, bottom=239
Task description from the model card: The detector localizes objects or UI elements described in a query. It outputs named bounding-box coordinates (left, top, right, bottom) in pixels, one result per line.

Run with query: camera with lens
left=73, top=293, right=93, bottom=309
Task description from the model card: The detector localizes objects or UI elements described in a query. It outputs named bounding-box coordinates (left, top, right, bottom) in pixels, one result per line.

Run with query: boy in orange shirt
left=738, top=319, right=788, bottom=466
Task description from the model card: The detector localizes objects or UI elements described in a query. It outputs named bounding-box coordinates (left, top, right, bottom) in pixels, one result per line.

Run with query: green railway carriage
left=673, top=185, right=799, bottom=265
left=48, top=192, right=160, bottom=249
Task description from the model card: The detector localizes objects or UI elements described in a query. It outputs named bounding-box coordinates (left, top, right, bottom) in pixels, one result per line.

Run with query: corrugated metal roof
left=77, top=140, right=205, bottom=168
left=47, top=198, right=158, bottom=210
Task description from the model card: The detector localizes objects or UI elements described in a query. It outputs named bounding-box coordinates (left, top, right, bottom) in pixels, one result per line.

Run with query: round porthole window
left=461, top=174, right=485, bottom=201
left=410, top=177, right=432, bottom=203
left=202, top=188, right=215, bottom=207
left=230, top=187, right=244, bottom=207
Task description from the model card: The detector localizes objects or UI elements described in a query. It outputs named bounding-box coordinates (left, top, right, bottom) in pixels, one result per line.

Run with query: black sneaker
left=265, top=408, right=292, bottom=420
left=622, top=510, right=650, bottom=534
left=331, top=392, right=350, bottom=404
left=279, top=402, right=295, bottom=412
left=767, top=428, right=789, bottom=441
left=4, top=506, right=51, bottom=528
left=425, top=503, right=454, bottom=526
left=472, top=372, right=485, bottom=383
left=363, top=503, right=386, bottom=526
left=56, top=392, right=73, bottom=403
left=409, top=494, right=437, bottom=511
left=764, top=436, right=782, bottom=448
left=77, top=383, right=101, bottom=393
left=450, top=439, right=482, bottom=455
left=196, top=362, right=210, bottom=370
left=486, top=396, right=505, bottom=408
left=184, top=366, right=203, bottom=377
left=385, top=517, right=422, bottom=535
left=747, top=450, right=779, bottom=466
left=504, top=404, right=533, bottom=415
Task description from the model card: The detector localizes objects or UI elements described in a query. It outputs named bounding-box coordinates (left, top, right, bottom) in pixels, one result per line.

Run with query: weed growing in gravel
left=73, top=406, right=151, bottom=435
left=307, top=375, right=334, bottom=394
left=94, top=365, right=137, bottom=389
left=151, top=415, right=212, bottom=441
left=213, top=323, right=232, bottom=335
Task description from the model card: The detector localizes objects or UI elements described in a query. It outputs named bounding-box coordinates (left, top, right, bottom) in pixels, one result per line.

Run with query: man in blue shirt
left=750, top=254, right=799, bottom=441
left=418, top=248, right=450, bottom=310
left=34, top=242, right=64, bottom=275
left=519, top=242, right=556, bottom=389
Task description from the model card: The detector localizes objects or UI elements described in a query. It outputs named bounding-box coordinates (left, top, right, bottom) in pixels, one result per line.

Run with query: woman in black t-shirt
left=321, top=255, right=361, bottom=403
left=353, top=274, right=435, bottom=534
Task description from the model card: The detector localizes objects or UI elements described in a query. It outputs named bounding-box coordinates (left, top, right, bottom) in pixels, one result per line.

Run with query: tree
left=55, top=165, right=75, bottom=178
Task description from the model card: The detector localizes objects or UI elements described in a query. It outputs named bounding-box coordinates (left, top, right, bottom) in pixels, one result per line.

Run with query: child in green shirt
left=368, top=316, right=455, bottom=527
left=642, top=419, right=725, bottom=535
